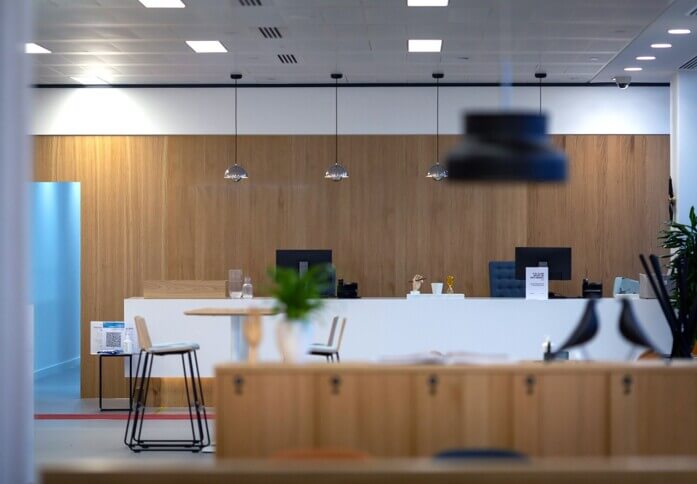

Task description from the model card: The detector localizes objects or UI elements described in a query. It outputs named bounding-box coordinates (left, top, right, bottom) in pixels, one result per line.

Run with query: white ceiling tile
left=31, top=0, right=677, bottom=84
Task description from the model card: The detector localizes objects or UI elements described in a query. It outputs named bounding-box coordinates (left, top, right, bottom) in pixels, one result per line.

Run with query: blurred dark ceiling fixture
left=446, top=112, right=567, bottom=182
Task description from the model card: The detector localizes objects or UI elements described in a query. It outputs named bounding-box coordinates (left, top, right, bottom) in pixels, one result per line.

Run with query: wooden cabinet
left=214, top=363, right=697, bottom=459
left=512, top=371, right=609, bottom=456
left=610, top=369, right=697, bottom=456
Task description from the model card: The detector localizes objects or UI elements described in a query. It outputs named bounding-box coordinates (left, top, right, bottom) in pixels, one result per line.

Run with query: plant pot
left=276, top=320, right=314, bottom=363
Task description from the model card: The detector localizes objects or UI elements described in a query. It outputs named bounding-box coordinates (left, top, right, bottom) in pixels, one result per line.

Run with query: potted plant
left=659, top=206, right=697, bottom=354
left=268, top=265, right=330, bottom=362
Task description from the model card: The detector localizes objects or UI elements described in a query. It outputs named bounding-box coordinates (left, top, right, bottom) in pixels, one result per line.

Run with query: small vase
left=276, top=320, right=313, bottom=363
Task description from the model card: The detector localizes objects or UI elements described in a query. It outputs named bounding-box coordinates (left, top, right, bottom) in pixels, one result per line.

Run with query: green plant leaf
left=267, top=265, right=329, bottom=322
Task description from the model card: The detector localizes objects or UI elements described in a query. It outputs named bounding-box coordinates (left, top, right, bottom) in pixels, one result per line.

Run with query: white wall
left=33, top=85, right=669, bottom=136
left=671, top=72, right=697, bottom=223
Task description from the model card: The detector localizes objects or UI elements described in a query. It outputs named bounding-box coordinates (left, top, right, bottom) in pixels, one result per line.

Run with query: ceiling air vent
left=259, top=27, right=282, bottom=39
left=239, top=0, right=261, bottom=6
left=688, top=4, right=697, bottom=15
left=277, top=54, right=297, bottom=64
left=680, top=55, right=697, bottom=70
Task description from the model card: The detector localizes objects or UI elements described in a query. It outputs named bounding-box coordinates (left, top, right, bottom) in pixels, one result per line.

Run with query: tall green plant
left=268, top=265, right=329, bottom=322
left=659, top=206, right=697, bottom=341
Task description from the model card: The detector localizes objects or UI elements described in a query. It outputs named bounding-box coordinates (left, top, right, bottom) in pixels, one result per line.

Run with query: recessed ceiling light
left=668, top=29, right=691, bottom=35
left=70, top=75, right=109, bottom=85
left=25, top=42, right=51, bottom=54
left=651, top=43, right=672, bottom=49
left=407, top=0, right=449, bottom=6
left=624, top=67, right=642, bottom=72
left=138, top=0, right=185, bottom=7
left=408, top=39, right=442, bottom=53
left=186, top=40, right=227, bottom=53
left=636, top=56, right=656, bottom=61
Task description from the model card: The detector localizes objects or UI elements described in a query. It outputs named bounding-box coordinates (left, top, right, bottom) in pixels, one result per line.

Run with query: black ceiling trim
left=33, top=82, right=670, bottom=89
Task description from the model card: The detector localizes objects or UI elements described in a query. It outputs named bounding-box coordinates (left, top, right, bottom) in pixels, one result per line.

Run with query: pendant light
left=426, top=72, right=447, bottom=181
left=224, top=73, right=249, bottom=182
left=325, top=73, right=349, bottom=181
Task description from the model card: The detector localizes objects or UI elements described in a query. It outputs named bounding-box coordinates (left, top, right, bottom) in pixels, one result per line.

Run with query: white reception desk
left=124, top=297, right=672, bottom=377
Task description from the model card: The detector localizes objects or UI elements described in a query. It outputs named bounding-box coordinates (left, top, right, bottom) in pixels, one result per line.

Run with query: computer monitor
left=276, top=249, right=335, bottom=297
left=515, top=247, right=572, bottom=280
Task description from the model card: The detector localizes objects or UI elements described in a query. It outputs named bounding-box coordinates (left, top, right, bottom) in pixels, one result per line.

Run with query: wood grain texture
left=143, top=280, right=226, bottom=298
left=40, top=458, right=697, bottom=484
left=33, top=135, right=669, bottom=398
left=213, top=365, right=697, bottom=459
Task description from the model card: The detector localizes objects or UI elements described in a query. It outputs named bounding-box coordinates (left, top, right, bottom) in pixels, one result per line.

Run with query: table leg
left=230, top=315, right=248, bottom=361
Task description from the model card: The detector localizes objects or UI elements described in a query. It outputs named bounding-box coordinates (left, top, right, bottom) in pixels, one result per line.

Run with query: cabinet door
left=413, top=372, right=464, bottom=456
left=513, top=372, right=609, bottom=457
left=314, top=372, right=413, bottom=456
left=610, top=370, right=697, bottom=456
left=315, top=372, right=361, bottom=449
left=461, top=374, right=513, bottom=449
left=216, top=372, right=314, bottom=458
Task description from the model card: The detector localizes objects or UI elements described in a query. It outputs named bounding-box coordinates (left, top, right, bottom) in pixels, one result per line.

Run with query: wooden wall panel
left=33, top=134, right=668, bottom=398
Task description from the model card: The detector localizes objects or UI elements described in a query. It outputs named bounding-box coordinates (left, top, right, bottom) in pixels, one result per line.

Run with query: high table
left=183, top=307, right=276, bottom=362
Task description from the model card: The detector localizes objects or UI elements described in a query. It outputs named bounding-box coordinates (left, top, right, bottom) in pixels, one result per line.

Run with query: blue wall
left=31, top=182, right=81, bottom=374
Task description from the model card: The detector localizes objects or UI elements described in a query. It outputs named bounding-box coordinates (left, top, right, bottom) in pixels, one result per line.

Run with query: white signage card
left=525, top=267, right=549, bottom=300
left=90, top=321, right=138, bottom=354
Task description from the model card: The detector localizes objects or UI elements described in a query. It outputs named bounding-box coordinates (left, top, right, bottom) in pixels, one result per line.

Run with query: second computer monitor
left=276, top=249, right=332, bottom=274
left=515, top=247, right=572, bottom=280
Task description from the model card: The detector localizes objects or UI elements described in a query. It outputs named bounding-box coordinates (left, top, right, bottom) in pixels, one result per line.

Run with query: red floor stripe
left=35, top=413, right=216, bottom=421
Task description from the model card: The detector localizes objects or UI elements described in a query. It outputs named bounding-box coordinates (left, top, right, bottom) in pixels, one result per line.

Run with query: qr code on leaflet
left=106, top=331, right=122, bottom=348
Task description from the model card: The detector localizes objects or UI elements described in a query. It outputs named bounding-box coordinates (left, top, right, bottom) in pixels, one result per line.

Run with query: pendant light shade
left=426, top=72, right=447, bottom=181
left=224, top=73, right=248, bottom=182
left=446, top=112, right=567, bottom=182
left=426, top=163, right=448, bottom=181
left=224, top=163, right=248, bottom=182
left=325, top=73, right=348, bottom=181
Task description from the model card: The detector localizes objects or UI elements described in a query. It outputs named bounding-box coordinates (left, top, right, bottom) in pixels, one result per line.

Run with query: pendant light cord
left=436, top=77, right=440, bottom=164
left=539, top=77, right=542, bottom=114
left=335, top=76, right=338, bottom=164
left=234, top=78, right=238, bottom=166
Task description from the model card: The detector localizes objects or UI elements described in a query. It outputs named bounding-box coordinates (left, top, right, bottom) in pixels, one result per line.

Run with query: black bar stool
left=124, top=316, right=210, bottom=452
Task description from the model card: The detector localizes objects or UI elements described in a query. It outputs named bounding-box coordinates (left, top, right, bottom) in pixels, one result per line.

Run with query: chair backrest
left=434, top=448, right=527, bottom=460
left=488, top=261, right=525, bottom=298
left=134, top=316, right=152, bottom=351
left=325, top=316, right=339, bottom=346
left=334, top=318, right=347, bottom=351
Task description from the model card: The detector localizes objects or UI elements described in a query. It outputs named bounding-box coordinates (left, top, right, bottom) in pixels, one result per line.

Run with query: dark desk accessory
left=582, top=279, right=603, bottom=298
left=543, top=340, right=569, bottom=361
left=548, top=299, right=599, bottom=360
left=337, top=279, right=359, bottom=299
left=618, top=298, right=663, bottom=359
left=639, top=254, right=696, bottom=358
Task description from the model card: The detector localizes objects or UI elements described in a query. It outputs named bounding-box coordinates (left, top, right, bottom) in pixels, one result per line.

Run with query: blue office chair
left=489, top=261, right=525, bottom=297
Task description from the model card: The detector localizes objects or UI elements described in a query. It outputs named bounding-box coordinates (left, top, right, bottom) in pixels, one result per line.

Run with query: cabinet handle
left=330, top=375, right=342, bottom=395
left=525, top=375, right=536, bottom=395
left=428, top=374, right=439, bottom=396
left=622, top=374, right=633, bottom=395
left=233, top=375, right=245, bottom=395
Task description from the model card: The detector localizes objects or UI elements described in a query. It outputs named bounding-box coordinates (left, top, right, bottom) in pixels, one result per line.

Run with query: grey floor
left=34, top=362, right=214, bottom=474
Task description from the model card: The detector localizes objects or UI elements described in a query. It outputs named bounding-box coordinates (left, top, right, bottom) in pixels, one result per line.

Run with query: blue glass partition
left=31, top=182, right=80, bottom=375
